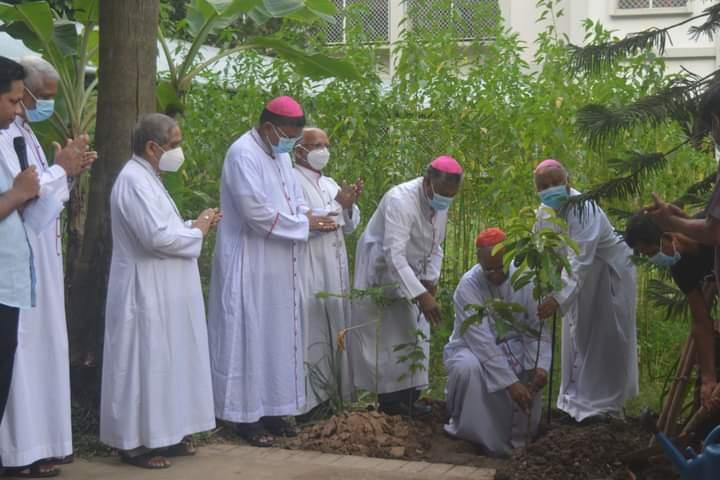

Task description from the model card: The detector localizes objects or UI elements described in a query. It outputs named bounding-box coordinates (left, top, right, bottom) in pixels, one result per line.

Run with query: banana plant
left=157, top=0, right=362, bottom=114
left=0, top=0, right=98, bottom=140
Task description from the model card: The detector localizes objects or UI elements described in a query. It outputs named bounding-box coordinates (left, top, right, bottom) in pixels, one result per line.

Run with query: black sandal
left=3, top=462, right=60, bottom=478
left=262, top=416, right=298, bottom=437
left=119, top=452, right=171, bottom=469
left=236, top=421, right=274, bottom=447
left=161, top=437, right=196, bottom=457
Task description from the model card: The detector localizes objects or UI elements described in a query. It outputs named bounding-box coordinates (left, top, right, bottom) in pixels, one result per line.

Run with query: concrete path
left=62, top=444, right=496, bottom=479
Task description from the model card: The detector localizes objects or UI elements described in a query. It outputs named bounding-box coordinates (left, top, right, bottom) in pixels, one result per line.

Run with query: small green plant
left=315, top=284, right=404, bottom=412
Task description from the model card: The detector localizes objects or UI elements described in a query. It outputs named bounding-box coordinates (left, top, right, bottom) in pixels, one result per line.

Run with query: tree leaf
left=249, top=37, right=363, bottom=81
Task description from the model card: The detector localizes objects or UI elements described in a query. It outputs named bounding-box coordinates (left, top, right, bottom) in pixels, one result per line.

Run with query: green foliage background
left=167, top=2, right=712, bottom=411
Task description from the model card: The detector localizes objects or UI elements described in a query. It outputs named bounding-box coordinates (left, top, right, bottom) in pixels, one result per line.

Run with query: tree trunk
left=67, top=0, right=159, bottom=386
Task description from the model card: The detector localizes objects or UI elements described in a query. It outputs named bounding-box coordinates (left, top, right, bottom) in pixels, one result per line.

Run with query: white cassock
left=294, top=165, right=360, bottom=413
left=351, top=177, right=446, bottom=394
left=444, top=264, right=551, bottom=456
left=536, top=191, right=638, bottom=421
left=208, top=129, right=309, bottom=423
left=0, top=119, right=72, bottom=466
left=100, top=156, right=215, bottom=450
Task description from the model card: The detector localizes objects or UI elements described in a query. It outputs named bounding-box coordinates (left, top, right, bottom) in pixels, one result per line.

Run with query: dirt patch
left=278, top=400, right=505, bottom=470
left=279, top=401, right=680, bottom=480
left=496, top=418, right=679, bottom=480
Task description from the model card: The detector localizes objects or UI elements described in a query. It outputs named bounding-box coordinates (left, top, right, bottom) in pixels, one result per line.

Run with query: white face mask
left=306, top=147, right=330, bottom=171
left=158, top=146, right=185, bottom=172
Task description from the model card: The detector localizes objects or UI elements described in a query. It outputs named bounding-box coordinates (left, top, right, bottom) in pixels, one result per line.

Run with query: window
left=326, top=0, right=389, bottom=44
left=407, top=0, right=500, bottom=40
left=325, top=0, right=499, bottom=44
left=617, top=0, right=688, bottom=9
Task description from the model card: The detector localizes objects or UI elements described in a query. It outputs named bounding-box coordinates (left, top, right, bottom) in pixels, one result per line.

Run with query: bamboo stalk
left=655, top=336, right=694, bottom=437
left=663, top=338, right=695, bottom=437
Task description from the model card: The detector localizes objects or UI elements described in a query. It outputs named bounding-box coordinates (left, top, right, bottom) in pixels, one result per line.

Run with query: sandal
left=262, top=416, right=298, bottom=437
left=40, top=456, right=73, bottom=466
left=161, top=437, right=196, bottom=457
left=236, top=421, right=274, bottom=447
left=120, top=452, right=171, bottom=469
left=3, top=462, right=59, bottom=478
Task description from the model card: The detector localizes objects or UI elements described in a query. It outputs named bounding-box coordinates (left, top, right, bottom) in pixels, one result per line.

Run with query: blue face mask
left=649, top=238, right=681, bottom=268
left=270, top=124, right=300, bottom=155
left=539, top=185, right=569, bottom=210
left=26, top=98, right=55, bottom=123
left=429, top=183, right=454, bottom=211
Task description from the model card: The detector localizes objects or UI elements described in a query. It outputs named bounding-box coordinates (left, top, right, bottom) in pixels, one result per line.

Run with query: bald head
left=295, top=127, right=331, bottom=171
left=534, top=163, right=568, bottom=192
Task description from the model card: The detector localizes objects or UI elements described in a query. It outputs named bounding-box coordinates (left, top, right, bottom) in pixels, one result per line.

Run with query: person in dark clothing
left=625, top=212, right=717, bottom=409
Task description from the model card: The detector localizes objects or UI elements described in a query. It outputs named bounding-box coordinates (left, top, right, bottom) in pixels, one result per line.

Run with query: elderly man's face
left=477, top=247, right=507, bottom=286
left=147, top=125, right=182, bottom=164
left=534, top=166, right=568, bottom=192
left=296, top=128, right=330, bottom=163
left=0, top=80, right=24, bottom=130
left=23, top=77, right=58, bottom=110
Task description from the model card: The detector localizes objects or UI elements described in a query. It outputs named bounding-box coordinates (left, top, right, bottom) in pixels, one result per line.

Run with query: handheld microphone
left=13, top=137, right=29, bottom=171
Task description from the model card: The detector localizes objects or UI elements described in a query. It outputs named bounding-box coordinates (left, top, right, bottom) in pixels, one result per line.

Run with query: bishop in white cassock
left=0, top=56, right=94, bottom=474
left=534, top=159, right=638, bottom=423
left=292, top=128, right=361, bottom=415
left=351, top=156, right=463, bottom=416
left=100, top=114, right=218, bottom=469
left=444, top=228, right=551, bottom=456
left=208, top=97, right=338, bottom=445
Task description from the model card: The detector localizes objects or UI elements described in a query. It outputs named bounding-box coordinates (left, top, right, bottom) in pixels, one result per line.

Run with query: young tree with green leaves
left=445, top=214, right=575, bottom=455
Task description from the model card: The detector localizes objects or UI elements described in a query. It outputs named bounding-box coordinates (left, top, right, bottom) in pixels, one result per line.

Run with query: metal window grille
left=407, top=0, right=500, bottom=40
left=617, top=0, right=688, bottom=8
left=326, top=0, right=390, bottom=43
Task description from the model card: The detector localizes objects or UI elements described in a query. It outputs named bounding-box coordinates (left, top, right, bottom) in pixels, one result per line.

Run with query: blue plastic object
left=655, top=425, right=720, bottom=480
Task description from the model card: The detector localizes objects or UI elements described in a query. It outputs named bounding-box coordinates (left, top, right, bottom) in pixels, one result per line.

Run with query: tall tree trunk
left=67, top=0, right=159, bottom=391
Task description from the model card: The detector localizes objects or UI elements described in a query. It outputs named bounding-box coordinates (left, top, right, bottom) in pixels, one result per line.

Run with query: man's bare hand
left=54, top=134, right=91, bottom=177
left=538, top=297, right=559, bottom=320
left=335, top=182, right=357, bottom=210
left=420, top=280, right=437, bottom=297
left=308, top=213, right=338, bottom=232
left=508, top=382, right=533, bottom=414
left=645, top=193, right=686, bottom=230
left=416, top=291, right=441, bottom=327
left=12, top=166, right=40, bottom=202
left=530, top=368, right=548, bottom=394
left=701, top=380, right=720, bottom=412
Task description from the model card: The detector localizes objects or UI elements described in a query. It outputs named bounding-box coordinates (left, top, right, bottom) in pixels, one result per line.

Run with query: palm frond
left=569, top=29, right=670, bottom=74
left=646, top=278, right=689, bottom=321
left=689, top=3, right=720, bottom=41
left=570, top=9, right=712, bottom=74
left=577, top=79, right=704, bottom=149
left=673, top=170, right=717, bottom=209
left=569, top=151, right=668, bottom=206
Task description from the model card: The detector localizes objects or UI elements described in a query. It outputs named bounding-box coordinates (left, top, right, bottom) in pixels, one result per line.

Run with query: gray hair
left=19, top=56, right=59, bottom=93
left=132, top=113, right=178, bottom=156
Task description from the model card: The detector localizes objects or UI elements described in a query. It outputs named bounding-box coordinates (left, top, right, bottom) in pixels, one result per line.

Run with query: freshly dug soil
left=495, top=417, right=679, bottom=480
left=279, top=401, right=680, bottom=480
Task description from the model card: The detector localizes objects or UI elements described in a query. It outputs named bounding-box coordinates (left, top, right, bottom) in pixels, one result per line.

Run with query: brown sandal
left=120, top=452, right=170, bottom=469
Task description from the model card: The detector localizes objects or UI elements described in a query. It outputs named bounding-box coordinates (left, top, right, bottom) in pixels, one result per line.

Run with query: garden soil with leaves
left=279, top=401, right=679, bottom=480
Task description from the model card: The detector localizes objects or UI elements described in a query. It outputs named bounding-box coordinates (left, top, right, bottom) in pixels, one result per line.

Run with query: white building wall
left=503, top=0, right=719, bottom=76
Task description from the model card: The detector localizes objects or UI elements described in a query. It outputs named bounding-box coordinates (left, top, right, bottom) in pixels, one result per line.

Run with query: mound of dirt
left=280, top=402, right=679, bottom=480
left=279, top=401, right=503, bottom=469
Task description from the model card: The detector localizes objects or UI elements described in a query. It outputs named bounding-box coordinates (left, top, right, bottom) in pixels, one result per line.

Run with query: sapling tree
left=461, top=206, right=578, bottom=443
